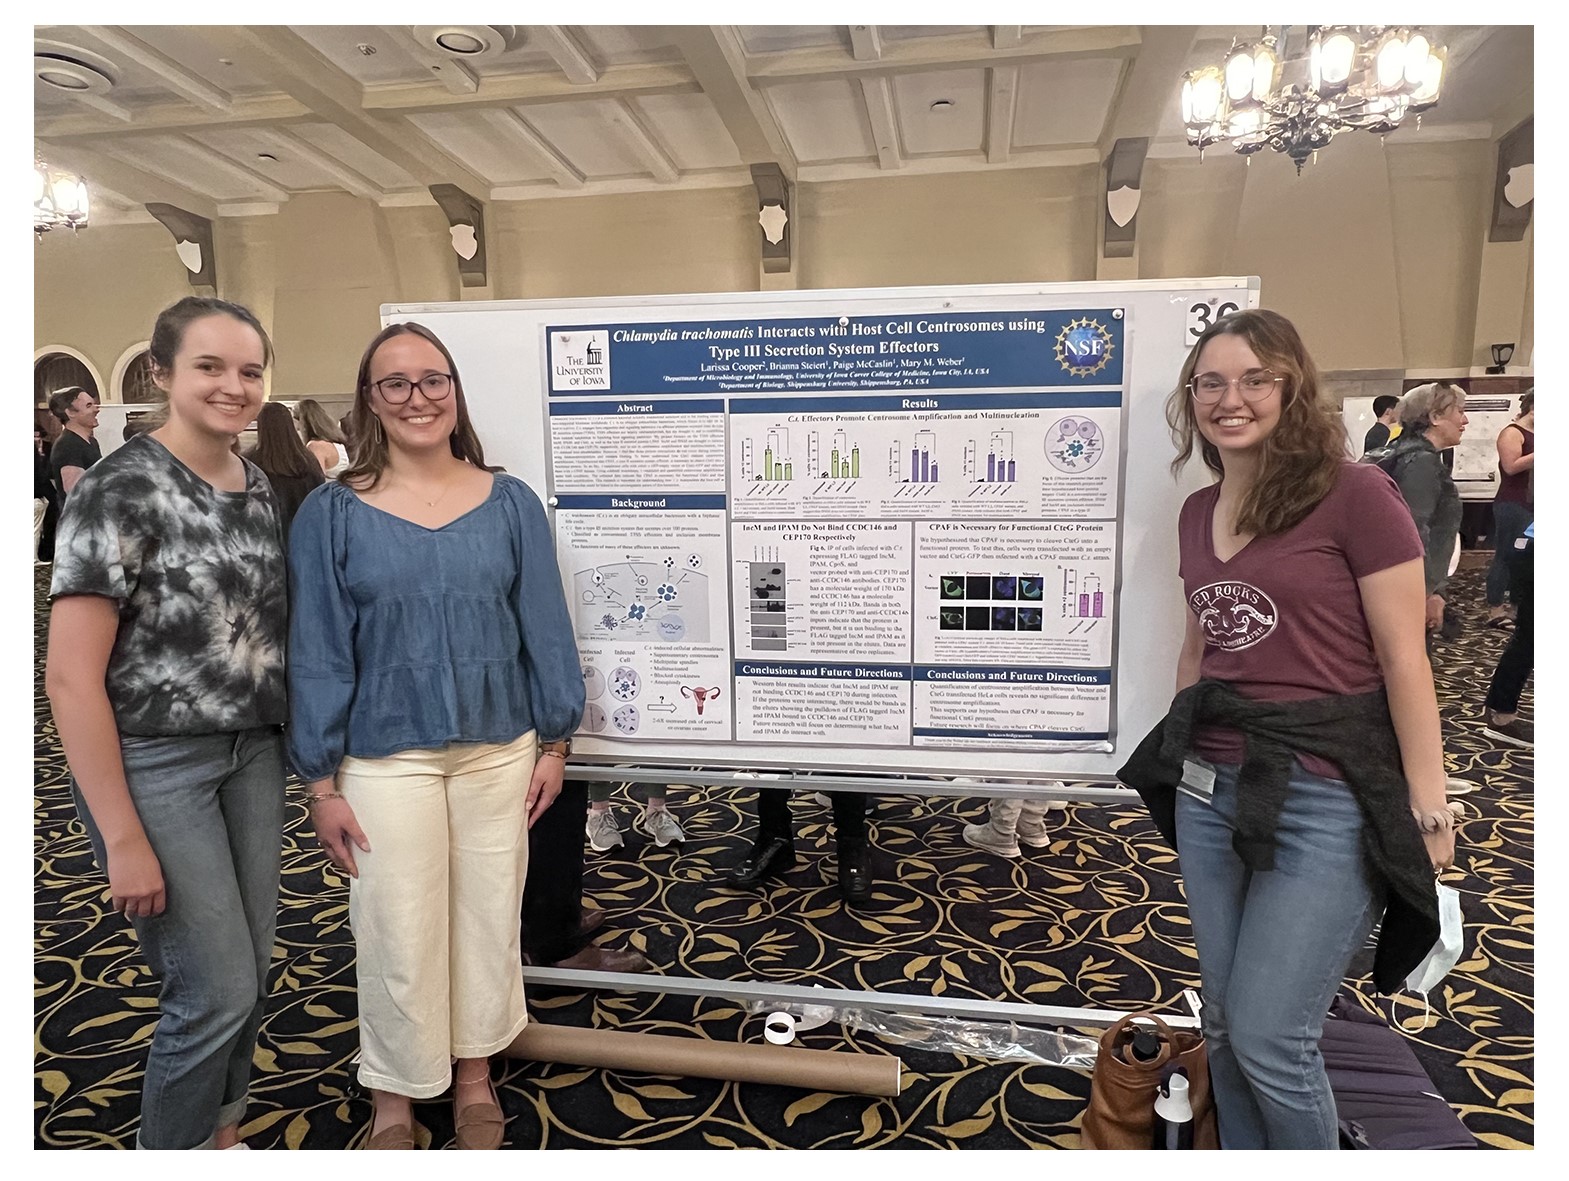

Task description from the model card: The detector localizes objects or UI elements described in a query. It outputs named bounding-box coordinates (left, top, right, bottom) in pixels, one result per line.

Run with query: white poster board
left=386, top=279, right=1258, bottom=783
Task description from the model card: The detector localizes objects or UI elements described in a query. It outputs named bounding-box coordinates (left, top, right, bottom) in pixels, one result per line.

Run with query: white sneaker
left=1015, top=822, right=1053, bottom=848
left=962, top=822, right=1020, bottom=859
left=585, top=808, right=623, bottom=851
left=635, top=807, right=685, bottom=847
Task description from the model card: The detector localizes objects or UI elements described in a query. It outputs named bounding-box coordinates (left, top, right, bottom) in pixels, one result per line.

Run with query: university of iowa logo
left=1190, top=581, right=1278, bottom=651
left=1054, top=317, right=1115, bottom=378
left=550, top=330, right=611, bottom=391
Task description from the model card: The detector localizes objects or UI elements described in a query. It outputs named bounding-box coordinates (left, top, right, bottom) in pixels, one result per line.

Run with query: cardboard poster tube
left=503, top=1022, right=902, bottom=1097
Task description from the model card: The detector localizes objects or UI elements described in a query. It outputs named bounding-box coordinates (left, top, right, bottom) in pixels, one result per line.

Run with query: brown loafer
left=454, top=1074, right=505, bottom=1150
left=547, top=945, right=653, bottom=973
left=575, top=909, right=607, bottom=941
left=360, top=1118, right=427, bottom=1150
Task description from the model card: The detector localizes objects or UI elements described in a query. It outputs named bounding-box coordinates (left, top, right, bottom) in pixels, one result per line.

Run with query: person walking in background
left=1486, top=390, right=1533, bottom=629
left=1387, top=382, right=1467, bottom=642
left=34, top=423, right=58, bottom=563
left=726, top=786, right=873, bottom=905
left=1483, top=521, right=1533, bottom=749
left=247, top=401, right=324, bottom=539
left=287, top=323, right=584, bottom=1150
left=47, top=385, right=101, bottom=499
left=1121, top=309, right=1453, bottom=1149
left=1361, top=394, right=1402, bottom=454
left=585, top=782, right=685, bottom=850
left=957, top=779, right=1068, bottom=859
left=523, top=779, right=654, bottom=973
left=45, top=296, right=287, bottom=1149
left=295, top=397, right=349, bottom=477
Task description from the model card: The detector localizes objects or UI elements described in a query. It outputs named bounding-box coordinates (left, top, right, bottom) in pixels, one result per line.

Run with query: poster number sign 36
left=1185, top=297, right=1242, bottom=346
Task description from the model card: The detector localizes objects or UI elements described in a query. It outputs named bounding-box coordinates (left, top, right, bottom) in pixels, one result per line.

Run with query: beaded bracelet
left=305, top=791, right=344, bottom=807
left=539, top=749, right=567, bottom=760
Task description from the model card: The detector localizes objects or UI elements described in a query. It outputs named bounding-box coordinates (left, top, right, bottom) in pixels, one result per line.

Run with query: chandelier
left=35, top=154, right=90, bottom=238
left=1181, top=26, right=1447, bottom=172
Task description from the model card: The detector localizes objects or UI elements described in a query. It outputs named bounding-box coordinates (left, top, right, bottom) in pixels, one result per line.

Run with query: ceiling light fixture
left=1181, top=25, right=1446, bottom=172
left=35, top=152, right=89, bottom=239
left=412, top=25, right=519, bottom=61
left=33, top=52, right=117, bottom=96
left=930, top=99, right=955, bottom=112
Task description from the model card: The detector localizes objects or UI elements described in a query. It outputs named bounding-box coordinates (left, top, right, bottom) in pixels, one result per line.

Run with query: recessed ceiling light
left=33, top=53, right=116, bottom=95
left=38, top=70, right=90, bottom=90
left=413, top=25, right=512, bottom=59
left=436, top=32, right=486, bottom=54
left=930, top=99, right=955, bottom=112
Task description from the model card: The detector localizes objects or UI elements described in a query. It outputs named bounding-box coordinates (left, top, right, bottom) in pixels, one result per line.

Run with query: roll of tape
left=763, top=1011, right=797, bottom=1045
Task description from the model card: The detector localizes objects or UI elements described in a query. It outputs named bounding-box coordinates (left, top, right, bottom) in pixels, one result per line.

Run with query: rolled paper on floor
left=503, top=1021, right=902, bottom=1097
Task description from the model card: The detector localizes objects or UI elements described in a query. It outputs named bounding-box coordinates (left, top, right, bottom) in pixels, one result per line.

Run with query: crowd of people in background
left=35, top=298, right=1529, bottom=1150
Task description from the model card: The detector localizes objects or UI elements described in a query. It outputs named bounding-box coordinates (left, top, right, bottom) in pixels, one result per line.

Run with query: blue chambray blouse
left=285, top=474, right=585, bottom=783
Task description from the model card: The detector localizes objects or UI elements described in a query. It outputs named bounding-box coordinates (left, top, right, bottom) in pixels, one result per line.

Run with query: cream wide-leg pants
left=338, top=731, right=536, bottom=1098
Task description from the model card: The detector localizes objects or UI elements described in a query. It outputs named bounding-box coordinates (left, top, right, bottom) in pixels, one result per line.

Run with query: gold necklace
left=405, top=479, right=457, bottom=509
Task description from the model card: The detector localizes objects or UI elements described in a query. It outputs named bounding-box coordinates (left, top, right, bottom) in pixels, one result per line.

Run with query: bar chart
left=1061, top=568, right=1105, bottom=619
left=808, top=429, right=861, bottom=480
left=741, top=427, right=794, bottom=481
left=890, top=430, right=939, bottom=483
left=963, top=430, right=1016, bottom=483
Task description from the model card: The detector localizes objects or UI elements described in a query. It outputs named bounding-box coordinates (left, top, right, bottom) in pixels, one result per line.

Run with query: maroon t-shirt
left=1178, top=461, right=1424, bottom=778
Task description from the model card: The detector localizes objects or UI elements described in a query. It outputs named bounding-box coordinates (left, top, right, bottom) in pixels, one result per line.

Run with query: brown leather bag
left=1081, top=1013, right=1219, bottom=1150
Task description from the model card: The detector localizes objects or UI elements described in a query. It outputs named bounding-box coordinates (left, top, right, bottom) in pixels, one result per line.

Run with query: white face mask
left=1399, top=884, right=1464, bottom=1030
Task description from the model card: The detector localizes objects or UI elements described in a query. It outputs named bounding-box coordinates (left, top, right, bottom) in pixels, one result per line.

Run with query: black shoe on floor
left=838, top=841, right=873, bottom=906
left=727, top=834, right=796, bottom=888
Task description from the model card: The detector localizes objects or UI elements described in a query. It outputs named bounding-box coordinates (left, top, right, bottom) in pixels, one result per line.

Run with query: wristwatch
left=541, top=739, right=572, bottom=759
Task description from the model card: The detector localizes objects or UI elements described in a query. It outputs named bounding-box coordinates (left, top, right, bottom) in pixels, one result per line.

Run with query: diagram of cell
left=573, top=556, right=710, bottom=642
left=583, top=666, right=606, bottom=700
left=610, top=666, right=641, bottom=700
left=612, top=705, right=640, bottom=734
left=1045, top=416, right=1105, bottom=473
left=581, top=702, right=608, bottom=733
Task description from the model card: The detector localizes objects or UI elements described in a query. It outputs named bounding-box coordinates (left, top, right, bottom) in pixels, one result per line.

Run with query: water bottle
left=1152, top=1070, right=1194, bottom=1149
left=1126, top=1027, right=1161, bottom=1065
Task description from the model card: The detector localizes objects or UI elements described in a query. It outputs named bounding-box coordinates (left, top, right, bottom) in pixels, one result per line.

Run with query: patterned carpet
left=34, top=563, right=1533, bottom=1149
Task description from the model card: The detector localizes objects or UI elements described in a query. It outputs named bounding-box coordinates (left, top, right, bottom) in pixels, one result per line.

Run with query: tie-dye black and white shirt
left=50, top=433, right=288, bottom=736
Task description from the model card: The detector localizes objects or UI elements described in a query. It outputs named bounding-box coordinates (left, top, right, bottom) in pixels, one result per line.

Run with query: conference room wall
left=33, top=138, right=1524, bottom=401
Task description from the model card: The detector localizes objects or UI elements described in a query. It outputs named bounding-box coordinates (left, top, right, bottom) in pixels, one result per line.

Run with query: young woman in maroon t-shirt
left=1164, top=309, right=1455, bottom=1149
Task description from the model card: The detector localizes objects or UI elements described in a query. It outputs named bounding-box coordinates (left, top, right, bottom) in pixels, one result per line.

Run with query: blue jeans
left=1487, top=501, right=1531, bottom=607
left=72, top=727, right=285, bottom=1149
left=1175, top=758, right=1382, bottom=1149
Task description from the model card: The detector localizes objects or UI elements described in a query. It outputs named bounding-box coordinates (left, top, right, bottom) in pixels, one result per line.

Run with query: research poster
left=545, top=308, right=1126, bottom=752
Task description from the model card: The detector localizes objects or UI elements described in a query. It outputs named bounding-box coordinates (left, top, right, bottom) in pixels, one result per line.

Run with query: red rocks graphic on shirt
left=1190, top=581, right=1278, bottom=651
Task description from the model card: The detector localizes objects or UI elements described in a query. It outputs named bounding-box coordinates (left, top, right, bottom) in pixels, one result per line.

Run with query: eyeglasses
left=1187, top=369, right=1283, bottom=404
left=372, top=373, right=453, bottom=404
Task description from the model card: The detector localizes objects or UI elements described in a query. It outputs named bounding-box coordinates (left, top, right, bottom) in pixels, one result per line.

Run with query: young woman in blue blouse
left=287, top=323, right=584, bottom=1150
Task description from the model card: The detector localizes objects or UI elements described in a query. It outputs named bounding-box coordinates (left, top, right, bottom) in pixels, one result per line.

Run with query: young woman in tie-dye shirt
left=46, top=296, right=287, bottom=1150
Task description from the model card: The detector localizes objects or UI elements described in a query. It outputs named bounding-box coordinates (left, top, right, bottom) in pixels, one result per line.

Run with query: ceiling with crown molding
left=33, top=24, right=1533, bottom=225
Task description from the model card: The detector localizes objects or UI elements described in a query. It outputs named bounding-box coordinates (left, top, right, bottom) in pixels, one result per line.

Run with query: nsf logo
left=1054, top=317, right=1115, bottom=378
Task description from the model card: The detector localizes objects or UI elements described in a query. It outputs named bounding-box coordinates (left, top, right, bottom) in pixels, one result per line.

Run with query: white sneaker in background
left=585, top=808, right=624, bottom=851
left=635, top=807, right=685, bottom=847
left=962, top=822, right=1021, bottom=859
left=1015, top=822, right=1053, bottom=848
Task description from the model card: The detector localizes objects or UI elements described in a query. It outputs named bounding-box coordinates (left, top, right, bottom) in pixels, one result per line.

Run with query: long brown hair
left=1165, top=309, right=1347, bottom=537
left=338, top=322, right=498, bottom=490
left=294, top=397, right=344, bottom=444
left=250, top=401, right=320, bottom=479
